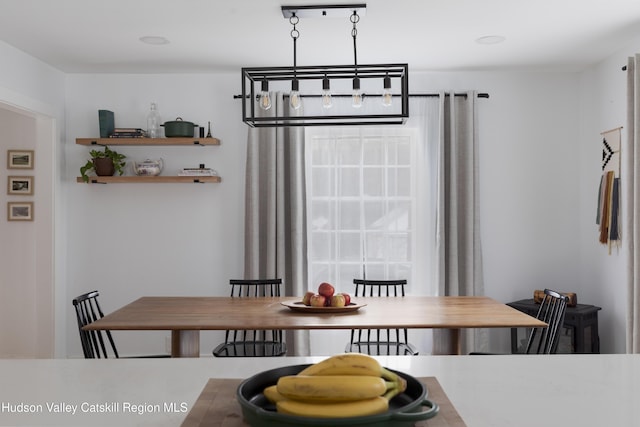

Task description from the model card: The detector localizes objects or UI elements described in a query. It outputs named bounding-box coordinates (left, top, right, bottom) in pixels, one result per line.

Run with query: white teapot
left=132, top=158, right=164, bottom=176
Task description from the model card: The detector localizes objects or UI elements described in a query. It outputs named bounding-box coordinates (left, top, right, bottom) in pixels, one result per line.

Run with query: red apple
left=318, top=282, right=335, bottom=298
left=310, top=294, right=326, bottom=307
left=330, top=294, right=346, bottom=307
left=302, top=291, right=315, bottom=306
left=339, top=292, right=351, bottom=306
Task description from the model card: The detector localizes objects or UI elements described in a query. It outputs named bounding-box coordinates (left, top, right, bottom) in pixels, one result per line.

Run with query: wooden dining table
left=83, top=296, right=546, bottom=357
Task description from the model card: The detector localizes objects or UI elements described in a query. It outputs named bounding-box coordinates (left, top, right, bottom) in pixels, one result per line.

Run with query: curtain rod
left=233, top=92, right=489, bottom=99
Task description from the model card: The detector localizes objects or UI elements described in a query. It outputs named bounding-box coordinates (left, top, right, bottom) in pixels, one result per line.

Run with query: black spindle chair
left=525, top=289, right=570, bottom=354
left=470, top=288, right=569, bottom=355
left=345, top=279, right=419, bottom=355
left=73, top=290, right=169, bottom=358
left=212, top=279, right=287, bottom=357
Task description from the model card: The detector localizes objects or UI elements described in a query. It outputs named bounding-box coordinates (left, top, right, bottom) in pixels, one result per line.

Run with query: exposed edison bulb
left=352, top=77, right=363, bottom=109
left=381, top=90, right=393, bottom=107
left=321, top=91, right=333, bottom=109
left=352, top=91, right=364, bottom=108
left=290, top=91, right=302, bottom=110
left=259, top=80, right=272, bottom=111
left=290, top=79, right=302, bottom=110
left=321, top=76, right=332, bottom=109
left=382, top=73, right=392, bottom=107
left=259, top=92, right=272, bottom=110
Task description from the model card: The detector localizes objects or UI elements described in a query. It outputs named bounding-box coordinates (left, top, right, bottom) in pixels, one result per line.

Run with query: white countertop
left=0, top=354, right=637, bottom=426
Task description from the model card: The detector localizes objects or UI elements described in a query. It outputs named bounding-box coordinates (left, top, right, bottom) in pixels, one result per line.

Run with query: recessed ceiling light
left=139, top=36, right=170, bottom=45
left=475, top=35, right=506, bottom=45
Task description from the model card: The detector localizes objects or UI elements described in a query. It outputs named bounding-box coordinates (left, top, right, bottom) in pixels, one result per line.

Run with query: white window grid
left=305, top=128, right=417, bottom=292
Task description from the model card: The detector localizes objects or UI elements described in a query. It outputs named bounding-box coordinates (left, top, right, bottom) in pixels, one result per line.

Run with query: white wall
left=0, top=41, right=66, bottom=112
left=64, top=74, right=248, bottom=356
left=576, top=35, right=640, bottom=354
left=1, top=36, right=628, bottom=357
left=62, top=71, right=585, bottom=356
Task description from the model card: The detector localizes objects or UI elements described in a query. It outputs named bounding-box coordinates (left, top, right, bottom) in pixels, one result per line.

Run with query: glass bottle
left=146, top=102, right=161, bottom=138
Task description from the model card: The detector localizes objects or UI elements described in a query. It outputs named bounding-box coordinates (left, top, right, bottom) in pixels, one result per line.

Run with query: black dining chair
left=524, top=288, right=570, bottom=354
left=212, top=279, right=287, bottom=357
left=73, top=290, right=170, bottom=358
left=345, top=279, right=419, bottom=355
left=471, top=288, right=569, bottom=355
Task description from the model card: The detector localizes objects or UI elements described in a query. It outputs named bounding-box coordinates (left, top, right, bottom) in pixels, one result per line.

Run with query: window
left=305, top=127, right=418, bottom=291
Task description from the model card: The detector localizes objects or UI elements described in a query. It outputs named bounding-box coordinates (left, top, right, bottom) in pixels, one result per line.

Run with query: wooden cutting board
left=181, top=376, right=466, bottom=427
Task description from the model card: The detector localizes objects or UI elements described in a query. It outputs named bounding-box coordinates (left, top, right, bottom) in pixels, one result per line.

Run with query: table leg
left=449, top=329, right=462, bottom=355
left=510, top=328, right=518, bottom=353
left=171, top=330, right=200, bottom=357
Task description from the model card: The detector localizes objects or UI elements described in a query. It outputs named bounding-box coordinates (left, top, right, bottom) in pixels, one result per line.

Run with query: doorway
left=0, top=101, right=56, bottom=358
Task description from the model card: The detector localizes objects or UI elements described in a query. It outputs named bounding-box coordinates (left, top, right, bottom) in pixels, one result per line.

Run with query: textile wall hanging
left=597, top=127, right=622, bottom=253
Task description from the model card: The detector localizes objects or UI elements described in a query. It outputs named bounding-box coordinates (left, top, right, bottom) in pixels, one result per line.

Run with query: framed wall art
left=7, top=176, right=33, bottom=195
left=7, top=202, right=33, bottom=221
left=7, top=149, right=34, bottom=169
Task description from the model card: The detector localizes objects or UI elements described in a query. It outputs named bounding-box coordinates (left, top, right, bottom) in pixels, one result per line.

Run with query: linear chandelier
left=241, top=3, right=409, bottom=127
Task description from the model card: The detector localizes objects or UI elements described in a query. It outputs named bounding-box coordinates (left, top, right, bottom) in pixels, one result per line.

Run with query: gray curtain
left=626, top=55, right=640, bottom=354
left=431, top=91, right=486, bottom=355
left=244, top=92, right=310, bottom=355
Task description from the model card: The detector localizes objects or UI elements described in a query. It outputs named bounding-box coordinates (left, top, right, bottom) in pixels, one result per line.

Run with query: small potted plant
left=80, top=146, right=126, bottom=182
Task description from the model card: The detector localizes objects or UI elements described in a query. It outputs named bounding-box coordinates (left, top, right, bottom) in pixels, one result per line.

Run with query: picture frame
left=7, top=202, right=34, bottom=221
left=7, top=149, right=34, bottom=169
left=7, top=176, right=34, bottom=195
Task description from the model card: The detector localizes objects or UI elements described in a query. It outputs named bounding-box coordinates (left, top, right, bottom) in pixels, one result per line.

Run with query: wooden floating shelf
left=76, top=137, right=220, bottom=146
left=76, top=176, right=221, bottom=184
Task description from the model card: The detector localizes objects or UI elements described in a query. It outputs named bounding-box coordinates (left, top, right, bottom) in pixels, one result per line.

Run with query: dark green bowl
left=236, top=364, right=439, bottom=427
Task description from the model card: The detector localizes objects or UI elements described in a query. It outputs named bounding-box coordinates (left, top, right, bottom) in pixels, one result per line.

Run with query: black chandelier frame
left=241, top=3, right=409, bottom=127
left=241, top=63, right=409, bottom=127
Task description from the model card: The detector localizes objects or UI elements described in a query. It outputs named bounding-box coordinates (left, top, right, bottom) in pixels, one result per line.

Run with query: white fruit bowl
left=280, top=300, right=366, bottom=313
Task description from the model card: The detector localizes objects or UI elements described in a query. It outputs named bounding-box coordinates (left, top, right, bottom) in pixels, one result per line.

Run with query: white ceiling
left=1, top=0, right=640, bottom=74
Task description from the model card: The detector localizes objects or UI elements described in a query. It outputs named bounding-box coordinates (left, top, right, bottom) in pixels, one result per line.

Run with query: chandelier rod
left=351, top=10, right=359, bottom=73
left=234, top=93, right=490, bottom=99
left=290, top=13, right=299, bottom=73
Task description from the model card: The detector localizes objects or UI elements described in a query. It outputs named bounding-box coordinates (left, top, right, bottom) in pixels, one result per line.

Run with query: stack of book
left=109, top=128, right=148, bottom=138
left=178, top=167, right=217, bottom=176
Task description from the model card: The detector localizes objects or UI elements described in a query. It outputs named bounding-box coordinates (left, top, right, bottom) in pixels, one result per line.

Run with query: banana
left=298, top=353, right=407, bottom=393
left=263, top=384, right=287, bottom=404
left=276, top=375, right=392, bottom=402
left=264, top=354, right=410, bottom=418
left=276, top=396, right=389, bottom=418
left=298, top=353, right=382, bottom=376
